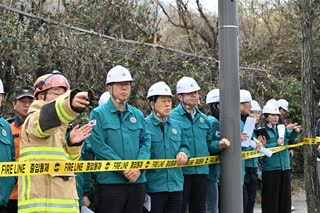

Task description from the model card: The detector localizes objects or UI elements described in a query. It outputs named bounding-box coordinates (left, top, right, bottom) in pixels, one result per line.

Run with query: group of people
left=0, top=65, right=301, bottom=213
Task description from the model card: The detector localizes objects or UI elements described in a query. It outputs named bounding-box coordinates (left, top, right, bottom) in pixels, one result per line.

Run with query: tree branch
left=159, top=2, right=191, bottom=29
left=0, top=3, right=214, bottom=60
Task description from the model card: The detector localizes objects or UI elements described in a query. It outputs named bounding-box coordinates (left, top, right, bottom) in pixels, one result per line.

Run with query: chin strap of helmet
left=109, top=87, right=127, bottom=111
left=149, top=96, right=167, bottom=122
left=180, top=94, right=196, bottom=112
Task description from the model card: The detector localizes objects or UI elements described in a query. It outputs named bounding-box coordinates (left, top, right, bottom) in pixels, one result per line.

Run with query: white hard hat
left=98, top=91, right=111, bottom=106
left=277, top=99, right=289, bottom=111
left=106, top=65, right=133, bottom=84
left=147, top=81, right=173, bottom=99
left=262, top=103, right=281, bottom=114
left=0, top=79, right=4, bottom=94
left=265, top=99, right=278, bottom=107
left=251, top=100, right=261, bottom=112
left=240, top=89, right=252, bottom=103
left=206, top=89, right=219, bottom=104
left=176, top=77, right=200, bottom=94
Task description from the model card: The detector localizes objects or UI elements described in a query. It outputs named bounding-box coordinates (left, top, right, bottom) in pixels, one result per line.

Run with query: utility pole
left=218, top=1, right=243, bottom=213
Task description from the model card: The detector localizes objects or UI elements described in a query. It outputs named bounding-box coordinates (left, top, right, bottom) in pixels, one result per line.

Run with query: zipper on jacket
left=160, top=122, right=170, bottom=191
left=117, top=111, right=125, bottom=160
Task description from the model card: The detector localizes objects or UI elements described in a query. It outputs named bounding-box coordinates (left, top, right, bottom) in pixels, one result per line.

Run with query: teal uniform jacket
left=170, top=103, right=212, bottom=175
left=76, top=140, right=93, bottom=207
left=0, top=117, right=16, bottom=207
left=207, top=115, right=222, bottom=183
left=145, top=113, right=190, bottom=193
left=89, top=99, right=151, bottom=184
left=260, top=125, right=298, bottom=171
left=240, top=120, right=247, bottom=184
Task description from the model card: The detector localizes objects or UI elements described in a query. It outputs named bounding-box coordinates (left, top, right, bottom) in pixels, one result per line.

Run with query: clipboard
left=253, top=128, right=270, bottom=140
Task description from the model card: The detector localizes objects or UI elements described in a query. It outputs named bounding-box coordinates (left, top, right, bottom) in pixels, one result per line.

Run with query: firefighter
left=18, top=71, right=92, bottom=212
left=6, top=86, right=34, bottom=213
left=0, top=79, right=16, bottom=213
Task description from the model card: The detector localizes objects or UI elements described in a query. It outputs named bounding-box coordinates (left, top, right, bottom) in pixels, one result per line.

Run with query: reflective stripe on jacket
left=18, top=91, right=82, bottom=212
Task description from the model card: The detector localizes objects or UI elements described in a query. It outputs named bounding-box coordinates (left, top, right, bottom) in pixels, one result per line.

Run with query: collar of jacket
left=176, top=102, right=199, bottom=116
left=106, top=98, right=133, bottom=114
left=150, top=113, right=172, bottom=126
left=13, top=115, right=22, bottom=127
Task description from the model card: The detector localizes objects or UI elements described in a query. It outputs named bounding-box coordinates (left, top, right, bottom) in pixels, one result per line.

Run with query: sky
left=162, top=0, right=218, bottom=14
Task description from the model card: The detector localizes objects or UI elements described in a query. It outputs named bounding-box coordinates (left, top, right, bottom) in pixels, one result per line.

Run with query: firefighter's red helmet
left=33, top=71, right=70, bottom=99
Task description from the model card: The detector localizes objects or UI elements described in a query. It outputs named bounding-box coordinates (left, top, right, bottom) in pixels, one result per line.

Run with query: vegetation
left=1, top=0, right=320, bottom=210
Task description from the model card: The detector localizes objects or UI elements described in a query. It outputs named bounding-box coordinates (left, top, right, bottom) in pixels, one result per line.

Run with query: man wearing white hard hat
left=145, top=81, right=189, bottom=212
left=243, top=100, right=265, bottom=213
left=171, top=77, right=229, bottom=213
left=240, top=90, right=264, bottom=213
left=260, top=101, right=300, bottom=213
left=89, top=65, right=151, bottom=213
left=205, top=89, right=230, bottom=213
left=0, top=79, right=16, bottom=212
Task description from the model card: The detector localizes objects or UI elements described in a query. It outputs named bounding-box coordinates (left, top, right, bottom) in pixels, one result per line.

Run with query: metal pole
left=218, top=1, right=243, bottom=213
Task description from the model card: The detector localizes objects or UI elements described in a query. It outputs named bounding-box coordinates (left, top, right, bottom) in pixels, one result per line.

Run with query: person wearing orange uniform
left=6, top=86, right=34, bottom=213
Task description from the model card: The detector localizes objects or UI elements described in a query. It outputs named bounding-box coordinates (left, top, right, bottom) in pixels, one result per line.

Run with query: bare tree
left=298, top=0, right=320, bottom=211
left=159, top=0, right=218, bottom=57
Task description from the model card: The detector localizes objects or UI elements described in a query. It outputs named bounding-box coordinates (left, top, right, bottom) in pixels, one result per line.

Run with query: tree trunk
left=300, top=0, right=320, bottom=212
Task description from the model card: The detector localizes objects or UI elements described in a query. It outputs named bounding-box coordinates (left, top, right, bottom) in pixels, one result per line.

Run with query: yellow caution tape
left=0, top=137, right=319, bottom=177
left=0, top=157, right=219, bottom=177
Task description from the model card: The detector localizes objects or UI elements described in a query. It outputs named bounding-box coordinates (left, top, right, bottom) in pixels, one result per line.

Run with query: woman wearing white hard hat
left=205, top=89, right=230, bottom=213
left=89, top=65, right=151, bottom=213
left=171, top=76, right=212, bottom=213
left=145, top=81, right=189, bottom=213
left=260, top=101, right=300, bottom=213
